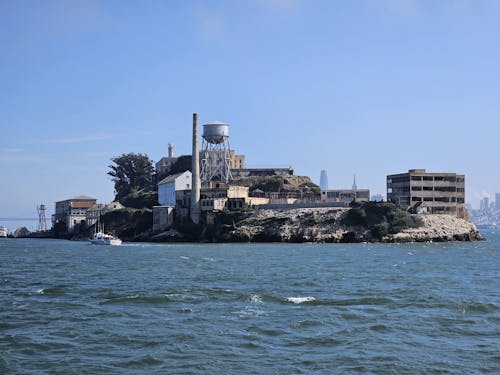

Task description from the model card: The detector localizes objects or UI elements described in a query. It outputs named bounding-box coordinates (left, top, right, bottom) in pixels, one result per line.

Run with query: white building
left=158, top=171, right=192, bottom=206
left=52, top=195, right=97, bottom=232
left=153, top=171, right=192, bottom=232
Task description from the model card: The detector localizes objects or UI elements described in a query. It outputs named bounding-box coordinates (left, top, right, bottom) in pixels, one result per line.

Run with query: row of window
left=411, top=186, right=465, bottom=192
left=411, top=197, right=465, bottom=203
left=389, top=176, right=464, bottom=183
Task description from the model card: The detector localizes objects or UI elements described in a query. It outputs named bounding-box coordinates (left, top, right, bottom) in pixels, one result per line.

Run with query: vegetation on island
left=341, top=201, right=423, bottom=240
left=108, top=153, right=155, bottom=200
left=45, top=150, right=476, bottom=244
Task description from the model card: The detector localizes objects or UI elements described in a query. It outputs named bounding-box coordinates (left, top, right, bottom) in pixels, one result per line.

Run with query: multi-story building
left=387, top=169, right=465, bottom=217
left=86, top=201, right=124, bottom=227
left=153, top=171, right=192, bottom=232
left=321, top=189, right=370, bottom=204
left=229, top=150, right=245, bottom=170
left=155, top=143, right=178, bottom=178
left=495, top=193, right=500, bottom=210
left=52, top=196, right=97, bottom=232
left=158, top=171, right=192, bottom=206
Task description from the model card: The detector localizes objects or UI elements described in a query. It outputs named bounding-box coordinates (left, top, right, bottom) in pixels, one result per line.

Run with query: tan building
left=52, top=195, right=97, bottom=232
left=200, top=185, right=249, bottom=212
left=321, top=189, right=370, bottom=204
left=229, top=150, right=245, bottom=170
left=387, top=169, right=466, bottom=217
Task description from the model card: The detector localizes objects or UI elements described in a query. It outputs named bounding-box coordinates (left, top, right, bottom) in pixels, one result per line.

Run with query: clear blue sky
left=1, top=0, right=499, bottom=221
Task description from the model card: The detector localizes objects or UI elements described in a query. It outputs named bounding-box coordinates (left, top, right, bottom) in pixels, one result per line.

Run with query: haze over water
left=1, top=235, right=499, bottom=374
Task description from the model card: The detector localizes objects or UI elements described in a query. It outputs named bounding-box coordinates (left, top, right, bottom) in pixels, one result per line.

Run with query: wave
left=285, top=296, right=316, bottom=304
left=101, top=293, right=175, bottom=305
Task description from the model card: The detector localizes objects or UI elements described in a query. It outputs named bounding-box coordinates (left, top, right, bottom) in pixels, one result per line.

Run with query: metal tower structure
left=37, top=204, right=47, bottom=232
left=200, top=121, right=233, bottom=183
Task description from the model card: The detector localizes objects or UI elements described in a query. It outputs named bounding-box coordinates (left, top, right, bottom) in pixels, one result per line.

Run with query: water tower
left=200, top=120, right=233, bottom=183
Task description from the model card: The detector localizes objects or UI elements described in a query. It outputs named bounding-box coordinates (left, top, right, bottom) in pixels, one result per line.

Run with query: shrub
left=342, top=202, right=422, bottom=240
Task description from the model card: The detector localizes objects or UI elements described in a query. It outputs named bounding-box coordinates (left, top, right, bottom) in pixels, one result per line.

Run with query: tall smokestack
left=190, top=113, right=201, bottom=224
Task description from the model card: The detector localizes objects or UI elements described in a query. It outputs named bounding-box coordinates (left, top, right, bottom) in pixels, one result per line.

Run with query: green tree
left=108, top=153, right=154, bottom=200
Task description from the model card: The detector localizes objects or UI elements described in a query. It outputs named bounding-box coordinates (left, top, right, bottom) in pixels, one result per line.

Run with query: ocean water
left=0, top=234, right=499, bottom=374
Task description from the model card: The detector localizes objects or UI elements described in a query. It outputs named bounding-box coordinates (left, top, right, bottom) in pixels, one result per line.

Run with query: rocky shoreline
left=152, top=207, right=483, bottom=243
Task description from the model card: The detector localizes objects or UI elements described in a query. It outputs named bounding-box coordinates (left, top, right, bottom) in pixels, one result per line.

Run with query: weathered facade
left=387, top=169, right=466, bottom=218
left=52, top=195, right=97, bottom=232
left=321, top=189, right=370, bottom=204
left=86, top=201, right=124, bottom=227
left=152, top=206, right=175, bottom=232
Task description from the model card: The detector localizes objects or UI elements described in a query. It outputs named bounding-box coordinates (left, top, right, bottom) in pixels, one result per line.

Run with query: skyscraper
left=320, top=170, right=329, bottom=191
left=352, top=175, right=357, bottom=191
left=496, top=193, right=500, bottom=210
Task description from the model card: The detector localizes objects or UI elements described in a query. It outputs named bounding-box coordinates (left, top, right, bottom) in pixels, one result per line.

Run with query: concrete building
left=155, top=143, right=177, bottom=178
left=152, top=206, right=175, bottom=232
left=86, top=204, right=105, bottom=227
left=229, top=150, right=245, bottom=170
left=321, top=189, right=370, bottom=204
left=153, top=170, right=192, bottom=232
left=52, top=195, right=97, bottom=232
left=200, top=184, right=249, bottom=212
left=496, top=193, right=500, bottom=210
left=387, top=169, right=466, bottom=217
left=158, top=171, right=192, bottom=206
left=86, top=201, right=124, bottom=227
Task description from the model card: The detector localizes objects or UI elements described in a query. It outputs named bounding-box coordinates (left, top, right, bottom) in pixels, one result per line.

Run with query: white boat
left=0, top=226, right=7, bottom=238
left=90, top=231, right=122, bottom=246
left=89, top=222, right=122, bottom=246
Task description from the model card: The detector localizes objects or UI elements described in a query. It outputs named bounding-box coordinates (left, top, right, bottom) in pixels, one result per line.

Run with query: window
left=435, top=197, right=449, bottom=202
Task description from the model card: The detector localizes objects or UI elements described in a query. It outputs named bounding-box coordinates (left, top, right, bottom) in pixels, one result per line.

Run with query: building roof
left=71, top=202, right=95, bottom=209
left=158, top=171, right=190, bottom=185
left=56, top=195, right=97, bottom=203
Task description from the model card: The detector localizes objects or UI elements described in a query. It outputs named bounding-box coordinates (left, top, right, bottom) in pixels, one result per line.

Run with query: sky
left=1, top=0, right=499, bottom=223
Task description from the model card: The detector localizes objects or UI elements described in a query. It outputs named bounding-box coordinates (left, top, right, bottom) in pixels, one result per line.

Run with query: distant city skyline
left=1, top=1, right=500, bottom=219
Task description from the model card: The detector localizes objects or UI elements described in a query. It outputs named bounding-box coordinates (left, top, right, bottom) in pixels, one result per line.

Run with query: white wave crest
left=285, top=296, right=315, bottom=304
left=249, top=294, right=262, bottom=303
left=36, top=288, right=45, bottom=294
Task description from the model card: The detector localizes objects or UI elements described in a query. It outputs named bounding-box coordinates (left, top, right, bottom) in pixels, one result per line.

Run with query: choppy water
left=1, top=234, right=499, bottom=374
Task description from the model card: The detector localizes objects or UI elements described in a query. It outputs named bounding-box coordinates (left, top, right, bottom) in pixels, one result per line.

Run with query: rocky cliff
left=387, top=214, right=483, bottom=242
left=218, top=207, right=483, bottom=243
